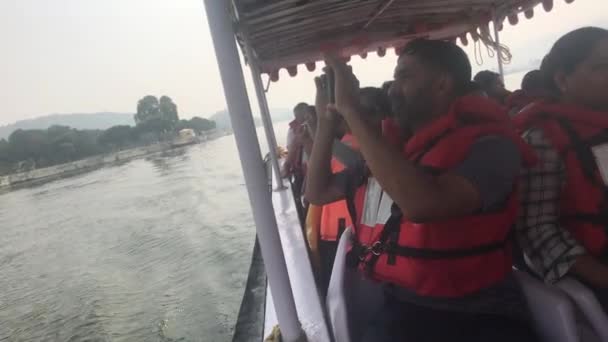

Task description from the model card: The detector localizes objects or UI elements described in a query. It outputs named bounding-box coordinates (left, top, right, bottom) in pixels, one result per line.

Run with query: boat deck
left=263, top=183, right=331, bottom=341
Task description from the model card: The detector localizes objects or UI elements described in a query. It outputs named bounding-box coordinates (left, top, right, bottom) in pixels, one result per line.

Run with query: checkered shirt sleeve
left=516, top=128, right=587, bottom=283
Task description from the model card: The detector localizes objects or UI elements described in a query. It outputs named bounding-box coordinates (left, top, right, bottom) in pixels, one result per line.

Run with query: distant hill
left=0, top=109, right=294, bottom=139
left=0, top=113, right=135, bottom=139
left=208, top=110, right=232, bottom=131
left=209, top=108, right=293, bottom=132
left=268, top=108, right=294, bottom=123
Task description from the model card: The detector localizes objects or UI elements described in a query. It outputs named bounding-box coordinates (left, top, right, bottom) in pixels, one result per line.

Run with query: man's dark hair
left=293, top=102, right=309, bottom=113
left=400, top=39, right=472, bottom=96
left=359, top=87, right=390, bottom=118
left=474, top=70, right=501, bottom=89
left=541, top=27, right=608, bottom=95
left=521, top=70, right=545, bottom=92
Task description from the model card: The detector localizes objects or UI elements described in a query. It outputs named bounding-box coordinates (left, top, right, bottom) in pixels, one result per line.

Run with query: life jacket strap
left=553, top=116, right=608, bottom=193
left=563, top=212, right=608, bottom=225
left=363, top=203, right=403, bottom=276
left=552, top=117, right=608, bottom=245
left=562, top=213, right=608, bottom=241
left=382, top=233, right=512, bottom=260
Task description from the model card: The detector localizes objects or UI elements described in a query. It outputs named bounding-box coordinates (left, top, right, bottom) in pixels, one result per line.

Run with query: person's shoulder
left=471, top=135, right=521, bottom=156
left=462, top=135, right=522, bottom=175
left=521, top=127, right=551, bottom=146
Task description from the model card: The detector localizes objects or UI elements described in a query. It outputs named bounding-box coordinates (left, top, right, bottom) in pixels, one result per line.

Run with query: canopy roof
left=229, top=0, right=572, bottom=80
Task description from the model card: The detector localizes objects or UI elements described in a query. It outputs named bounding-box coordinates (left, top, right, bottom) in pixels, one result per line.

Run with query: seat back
left=556, top=278, right=608, bottom=342
left=514, top=271, right=580, bottom=342
left=326, top=228, right=353, bottom=342
left=326, top=228, right=384, bottom=342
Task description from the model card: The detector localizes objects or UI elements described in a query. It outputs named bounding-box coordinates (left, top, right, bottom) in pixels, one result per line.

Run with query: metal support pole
left=245, top=44, right=285, bottom=190
left=202, top=1, right=303, bottom=341
left=493, top=16, right=505, bottom=82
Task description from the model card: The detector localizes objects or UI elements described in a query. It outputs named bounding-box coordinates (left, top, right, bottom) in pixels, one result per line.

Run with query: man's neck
left=561, top=97, right=608, bottom=113
left=410, top=102, right=453, bottom=134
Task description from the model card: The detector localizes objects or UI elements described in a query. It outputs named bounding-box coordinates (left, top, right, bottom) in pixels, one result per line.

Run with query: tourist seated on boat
left=474, top=69, right=511, bottom=105
left=306, top=38, right=539, bottom=342
left=506, top=69, right=549, bottom=116
left=316, top=85, right=389, bottom=297
left=514, top=26, right=608, bottom=311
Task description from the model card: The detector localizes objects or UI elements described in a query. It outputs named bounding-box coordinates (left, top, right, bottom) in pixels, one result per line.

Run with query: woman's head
left=521, top=70, right=544, bottom=93
left=293, top=102, right=309, bottom=122
left=541, top=27, right=608, bottom=111
left=474, top=70, right=509, bottom=103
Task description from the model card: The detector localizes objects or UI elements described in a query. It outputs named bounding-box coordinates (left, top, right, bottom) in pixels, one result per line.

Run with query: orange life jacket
left=346, top=95, right=536, bottom=298
left=320, top=134, right=359, bottom=241
left=514, top=101, right=608, bottom=256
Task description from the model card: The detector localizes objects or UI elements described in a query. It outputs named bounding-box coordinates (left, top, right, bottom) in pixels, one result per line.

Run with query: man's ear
left=554, top=69, right=568, bottom=94
left=435, top=73, right=455, bottom=97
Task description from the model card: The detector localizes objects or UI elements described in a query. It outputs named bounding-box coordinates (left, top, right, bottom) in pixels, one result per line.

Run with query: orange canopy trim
left=230, top=0, right=571, bottom=81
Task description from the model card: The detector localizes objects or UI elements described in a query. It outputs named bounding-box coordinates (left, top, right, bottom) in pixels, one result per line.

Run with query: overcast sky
left=0, top=0, right=607, bottom=126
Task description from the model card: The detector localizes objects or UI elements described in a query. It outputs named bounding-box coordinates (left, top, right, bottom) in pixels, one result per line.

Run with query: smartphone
left=325, top=68, right=336, bottom=104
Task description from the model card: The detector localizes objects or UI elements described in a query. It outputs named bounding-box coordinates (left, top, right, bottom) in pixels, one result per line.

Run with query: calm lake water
left=0, top=122, right=289, bottom=342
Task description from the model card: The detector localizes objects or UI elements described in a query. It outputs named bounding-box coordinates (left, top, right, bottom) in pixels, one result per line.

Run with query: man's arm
left=517, top=128, right=608, bottom=287
left=281, top=135, right=299, bottom=178
left=304, top=117, right=347, bottom=204
left=305, top=76, right=348, bottom=205
left=344, top=111, right=480, bottom=222
left=326, top=56, right=480, bottom=222
left=332, top=140, right=365, bottom=170
left=572, top=255, right=608, bottom=287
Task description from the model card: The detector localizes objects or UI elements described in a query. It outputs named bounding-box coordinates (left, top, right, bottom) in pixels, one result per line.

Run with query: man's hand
left=294, top=125, right=311, bottom=146
left=572, top=254, right=608, bottom=288
left=324, top=55, right=361, bottom=118
left=314, top=74, right=338, bottom=123
left=305, top=72, right=349, bottom=205
left=281, top=165, right=291, bottom=179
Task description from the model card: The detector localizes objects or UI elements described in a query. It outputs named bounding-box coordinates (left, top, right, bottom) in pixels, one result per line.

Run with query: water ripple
left=0, top=122, right=291, bottom=342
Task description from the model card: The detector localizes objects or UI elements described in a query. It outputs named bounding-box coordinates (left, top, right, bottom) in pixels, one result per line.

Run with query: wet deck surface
left=263, top=184, right=331, bottom=341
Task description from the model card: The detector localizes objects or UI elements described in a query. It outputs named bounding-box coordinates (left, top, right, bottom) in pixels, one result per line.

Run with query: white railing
left=202, top=1, right=304, bottom=341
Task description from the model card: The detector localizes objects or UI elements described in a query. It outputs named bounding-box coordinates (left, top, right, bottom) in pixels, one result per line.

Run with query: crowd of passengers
left=279, top=26, right=608, bottom=342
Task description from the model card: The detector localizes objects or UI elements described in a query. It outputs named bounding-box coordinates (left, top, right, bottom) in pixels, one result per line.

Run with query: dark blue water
left=0, top=122, right=289, bottom=342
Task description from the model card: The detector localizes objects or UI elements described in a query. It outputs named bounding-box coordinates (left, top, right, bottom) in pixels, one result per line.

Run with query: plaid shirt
left=516, top=128, right=587, bottom=283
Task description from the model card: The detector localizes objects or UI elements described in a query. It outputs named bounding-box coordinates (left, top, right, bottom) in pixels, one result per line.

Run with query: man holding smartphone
left=306, top=39, right=539, bottom=341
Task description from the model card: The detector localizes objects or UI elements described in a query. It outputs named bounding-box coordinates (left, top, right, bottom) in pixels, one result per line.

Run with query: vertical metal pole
left=245, top=44, right=285, bottom=190
left=202, top=1, right=303, bottom=341
left=493, top=16, right=505, bottom=82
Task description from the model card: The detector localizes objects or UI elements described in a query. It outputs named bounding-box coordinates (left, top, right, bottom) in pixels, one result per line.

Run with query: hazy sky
left=1, top=0, right=607, bottom=126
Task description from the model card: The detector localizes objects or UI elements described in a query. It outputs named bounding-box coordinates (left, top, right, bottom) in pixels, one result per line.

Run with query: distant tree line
left=0, top=95, right=215, bottom=175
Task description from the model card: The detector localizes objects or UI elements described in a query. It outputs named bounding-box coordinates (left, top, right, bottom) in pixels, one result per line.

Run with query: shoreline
left=0, top=130, right=229, bottom=192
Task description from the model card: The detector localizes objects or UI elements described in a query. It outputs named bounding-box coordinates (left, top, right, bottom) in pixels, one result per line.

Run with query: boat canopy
left=229, top=0, right=574, bottom=81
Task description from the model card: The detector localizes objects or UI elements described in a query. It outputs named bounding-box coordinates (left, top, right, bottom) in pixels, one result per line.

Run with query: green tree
left=174, top=119, right=190, bottom=132
left=159, top=95, right=179, bottom=124
left=98, top=125, right=134, bottom=149
left=8, top=129, right=48, bottom=163
left=0, top=139, right=8, bottom=160
left=47, top=125, right=72, bottom=139
left=70, top=130, right=104, bottom=160
left=0, top=139, right=10, bottom=174
left=134, top=95, right=160, bottom=125
left=188, top=117, right=216, bottom=132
